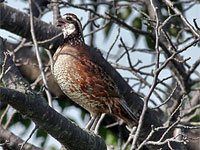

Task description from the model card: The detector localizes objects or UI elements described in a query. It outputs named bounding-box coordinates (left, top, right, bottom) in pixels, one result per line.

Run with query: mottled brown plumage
left=52, top=13, right=137, bottom=129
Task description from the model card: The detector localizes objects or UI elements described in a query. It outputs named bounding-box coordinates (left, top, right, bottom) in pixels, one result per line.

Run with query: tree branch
left=0, top=126, right=41, bottom=150
left=0, top=3, right=62, bottom=50
left=0, top=86, right=106, bottom=150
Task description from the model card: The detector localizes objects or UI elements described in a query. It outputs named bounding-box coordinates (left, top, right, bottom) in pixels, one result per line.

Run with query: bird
left=52, top=13, right=137, bottom=133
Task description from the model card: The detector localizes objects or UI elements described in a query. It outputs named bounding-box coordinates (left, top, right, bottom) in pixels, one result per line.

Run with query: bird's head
left=57, top=13, right=84, bottom=40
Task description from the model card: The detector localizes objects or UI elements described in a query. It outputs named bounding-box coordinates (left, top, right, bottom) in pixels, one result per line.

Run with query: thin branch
left=29, top=0, right=53, bottom=107
left=182, top=104, right=200, bottom=118
left=179, top=121, right=200, bottom=127
left=131, top=1, right=162, bottom=148
left=51, top=0, right=60, bottom=25
left=106, top=27, right=120, bottom=60
left=152, top=83, right=178, bottom=109
left=0, top=52, right=11, bottom=81
left=4, top=109, right=17, bottom=129
left=187, top=58, right=200, bottom=77
left=84, top=21, right=110, bottom=37
left=166, top=95, right=186, bottom=125
left=20, top=125, right=39, bottom=150
left=0, top=105, right=10, bottom=125
left=165, top=0, right=199, bottom=37
left=122, top=127, right=136, bottom=150
left=193, top=18, right=200, bottom=31
left=0, top=126, right=41, bottom=150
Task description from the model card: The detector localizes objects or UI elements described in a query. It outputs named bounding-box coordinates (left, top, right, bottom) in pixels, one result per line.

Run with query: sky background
left=0, top=0, right=200, bottom=149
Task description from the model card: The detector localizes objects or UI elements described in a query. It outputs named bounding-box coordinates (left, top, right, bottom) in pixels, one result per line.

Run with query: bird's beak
left=56, top=18, right=65, bottom=27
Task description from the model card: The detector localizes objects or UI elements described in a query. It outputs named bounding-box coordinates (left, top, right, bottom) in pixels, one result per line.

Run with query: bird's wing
left=70, top=56, right=121, bottom=98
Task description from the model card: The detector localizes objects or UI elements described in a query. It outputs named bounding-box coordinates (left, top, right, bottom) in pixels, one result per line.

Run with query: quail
left=52, top=13, right=137, bottom=132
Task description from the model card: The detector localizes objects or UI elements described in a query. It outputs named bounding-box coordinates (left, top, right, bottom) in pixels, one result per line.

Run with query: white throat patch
left=63, top=23, right=76, bottom=38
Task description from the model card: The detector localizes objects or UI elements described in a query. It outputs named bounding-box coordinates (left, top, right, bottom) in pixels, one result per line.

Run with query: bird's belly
left=52, top=55, right=106, bottom=113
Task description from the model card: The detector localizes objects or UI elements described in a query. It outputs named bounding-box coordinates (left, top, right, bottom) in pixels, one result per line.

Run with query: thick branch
left=0, top=3, right=62, bottom=50
left=0, top=86, right=106, bottom=150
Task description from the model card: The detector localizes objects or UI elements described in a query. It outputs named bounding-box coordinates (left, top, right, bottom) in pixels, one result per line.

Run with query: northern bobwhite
left=52, top=13, right=137, bottom=132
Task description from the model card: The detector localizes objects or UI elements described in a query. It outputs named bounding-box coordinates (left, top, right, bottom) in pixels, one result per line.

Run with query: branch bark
left=0, top=126, right=41, bottom=150
left=0, top=86, right=107, bottom=150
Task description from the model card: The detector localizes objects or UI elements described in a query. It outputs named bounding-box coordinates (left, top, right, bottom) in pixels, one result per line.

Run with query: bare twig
left=166, top=95, right=186, bottom=125
left=193, top=18, right=200, bottom=31
left=84, top=21, right=110, bottom=37
left=0, top=105, right=10, bottom=125
left=182, top=104, right=200, bottom=118
left=106, top=27, right=120, bottom=60
left=20, top=125, right=39, bottom=150
left=0, top=52, right=11, bottom=81
left=131, top=1, right=162, bottom=148
left=165, top=0, right=199, bottom=37
left=4, top=109, right=17, bottom=129
left=152, top=83, right=178, bottom=109
left=187, top=58, right=200, bottom=78
left=122, top=127, right=136, bottom=150
left=29, top=0, right=53, bottom=107
left=51, top=0, right=60, bottom=25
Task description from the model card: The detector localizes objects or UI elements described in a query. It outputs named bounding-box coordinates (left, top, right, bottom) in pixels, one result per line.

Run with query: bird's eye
left=66, top=17, right=72, bottom=21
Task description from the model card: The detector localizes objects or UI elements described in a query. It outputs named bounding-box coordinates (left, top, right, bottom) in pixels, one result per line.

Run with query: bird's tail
left=113, top=98, right=138, bottom=126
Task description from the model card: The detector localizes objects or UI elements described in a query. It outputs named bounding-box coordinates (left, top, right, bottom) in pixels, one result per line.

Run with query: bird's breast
left=52, top=53, right=108, bottom=113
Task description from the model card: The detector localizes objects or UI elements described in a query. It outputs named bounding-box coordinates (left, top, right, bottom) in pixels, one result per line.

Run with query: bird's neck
left=63, top=33, right=85, bottom=46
